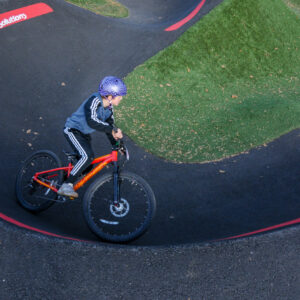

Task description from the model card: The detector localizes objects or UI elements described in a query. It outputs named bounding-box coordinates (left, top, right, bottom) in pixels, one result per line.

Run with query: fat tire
left=15, top=150, right=62, bottom=212
left=83, top=171, right=156, bottom=243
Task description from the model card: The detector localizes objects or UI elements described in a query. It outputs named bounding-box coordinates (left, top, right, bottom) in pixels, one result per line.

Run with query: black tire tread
left=83, top=171, right=156, bottom=243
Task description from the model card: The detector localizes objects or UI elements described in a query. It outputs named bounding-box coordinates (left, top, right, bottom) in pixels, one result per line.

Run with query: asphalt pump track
left=0, top=0, right=300, bottom=247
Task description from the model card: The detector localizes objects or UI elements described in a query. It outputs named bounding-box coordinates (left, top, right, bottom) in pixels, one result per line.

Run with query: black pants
left=63, top=127, right=94, bottom=184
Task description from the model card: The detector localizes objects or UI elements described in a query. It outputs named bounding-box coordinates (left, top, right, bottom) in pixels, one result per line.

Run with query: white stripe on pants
left=64, top=127, right=89, bottom=176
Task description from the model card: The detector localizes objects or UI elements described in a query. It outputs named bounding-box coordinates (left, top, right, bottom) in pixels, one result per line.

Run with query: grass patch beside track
left=65, top=0, right=128, bottom=18
left=117, top=0, right=300, bottom=163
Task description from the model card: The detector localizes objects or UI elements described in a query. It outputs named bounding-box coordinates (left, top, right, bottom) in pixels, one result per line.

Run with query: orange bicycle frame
left=33, top=150, right=118, bottom=193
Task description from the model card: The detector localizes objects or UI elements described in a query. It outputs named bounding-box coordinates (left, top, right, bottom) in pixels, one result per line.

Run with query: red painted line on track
left=220, top=218, right=300, bottom=241
left=165, top=0, right=206, bottom=31
left=0, top=212, right=87, bottom=242
left=0, top=2, right=53, bottom=30
left=1, top=211, right=299, bottom=243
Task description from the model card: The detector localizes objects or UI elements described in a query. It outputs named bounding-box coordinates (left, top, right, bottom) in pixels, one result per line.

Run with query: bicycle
left=15, top=139, right=156, bottom=243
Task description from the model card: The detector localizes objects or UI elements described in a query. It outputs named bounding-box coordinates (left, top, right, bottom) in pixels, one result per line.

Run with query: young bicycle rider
left=58, top=76, right=127, bottom=198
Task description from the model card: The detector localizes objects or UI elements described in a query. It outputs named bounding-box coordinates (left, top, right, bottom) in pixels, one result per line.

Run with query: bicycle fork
left=113, top=161, right=120, bottom=205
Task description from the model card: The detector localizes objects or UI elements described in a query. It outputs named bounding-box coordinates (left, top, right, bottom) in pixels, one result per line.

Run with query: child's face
left=109, top=95, right=123, bottom=106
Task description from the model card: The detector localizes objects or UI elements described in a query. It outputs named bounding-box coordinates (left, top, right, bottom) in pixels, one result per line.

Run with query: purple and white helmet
left=99, top=76, right=127, bottom=97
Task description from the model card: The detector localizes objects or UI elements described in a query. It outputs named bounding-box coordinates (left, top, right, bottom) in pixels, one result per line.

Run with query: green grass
left=65, top=0, right=128, bottom=18
left=116, top=0, right=300, bottom=163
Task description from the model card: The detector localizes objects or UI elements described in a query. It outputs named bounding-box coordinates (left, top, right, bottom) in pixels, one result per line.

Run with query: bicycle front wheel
left=15, top=150, right=62, bottom=212
left=83, top=171, right=156, bottom=243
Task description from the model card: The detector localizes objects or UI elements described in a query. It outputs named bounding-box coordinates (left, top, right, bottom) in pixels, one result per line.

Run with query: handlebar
left=112, top=139, right=129, bottom=161
left=111, top=125, right=129, bottom=160
left=113, top=139, right=123, bottom=149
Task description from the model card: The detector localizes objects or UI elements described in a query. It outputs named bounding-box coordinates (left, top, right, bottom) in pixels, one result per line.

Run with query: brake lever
left=117, top=144, right=129, bottom=161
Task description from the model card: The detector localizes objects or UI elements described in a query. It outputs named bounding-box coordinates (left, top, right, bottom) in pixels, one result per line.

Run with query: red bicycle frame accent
left=33, top=150, right=119, bottom=193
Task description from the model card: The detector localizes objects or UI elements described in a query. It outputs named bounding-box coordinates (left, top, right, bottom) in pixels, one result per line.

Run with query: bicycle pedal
left=69, top=197, right=75, bottom=200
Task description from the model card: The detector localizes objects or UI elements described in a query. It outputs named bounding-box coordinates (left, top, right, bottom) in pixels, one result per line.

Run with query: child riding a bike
left=16, top=75, right=156, bottom=242
left=58, top=76, right=127, bottom=198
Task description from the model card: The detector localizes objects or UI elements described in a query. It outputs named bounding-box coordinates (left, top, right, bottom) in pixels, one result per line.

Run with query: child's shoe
left=58, top=183, right=78, bottom=198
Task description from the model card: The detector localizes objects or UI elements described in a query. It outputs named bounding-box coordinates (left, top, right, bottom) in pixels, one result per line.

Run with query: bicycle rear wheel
left=83, top=171, right=156, bottom=243
left=15, top=150, right=63, bottom=212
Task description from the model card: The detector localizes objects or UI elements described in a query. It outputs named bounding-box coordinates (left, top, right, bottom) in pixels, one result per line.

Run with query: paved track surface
left=117, top=0, right=205, bottom=27
left=0, top=222, right=299, bottom=299
left=0, top=0, right=299, bottom=247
